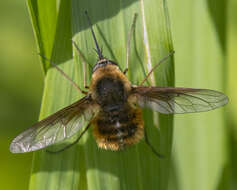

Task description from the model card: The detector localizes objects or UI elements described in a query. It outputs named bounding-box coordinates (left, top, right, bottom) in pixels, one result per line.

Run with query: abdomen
left=92, top=106, right=144, bottom=150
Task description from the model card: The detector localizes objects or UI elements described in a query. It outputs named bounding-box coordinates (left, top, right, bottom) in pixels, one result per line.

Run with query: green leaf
left=28, top=0, right=174, bottom=190
left=168, top=0, right=229, bottom=189
left=227, top=0, right=237, bottom=189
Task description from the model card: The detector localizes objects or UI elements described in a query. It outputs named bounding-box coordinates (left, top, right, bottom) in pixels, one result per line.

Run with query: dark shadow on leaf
left=207, top=0, right=227, bottom=54
left=35, top=0, right=138, bottom=72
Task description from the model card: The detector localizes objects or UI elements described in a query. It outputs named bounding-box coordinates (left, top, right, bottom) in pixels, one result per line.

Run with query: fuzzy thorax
left=90, top=64, right=131, bottom=101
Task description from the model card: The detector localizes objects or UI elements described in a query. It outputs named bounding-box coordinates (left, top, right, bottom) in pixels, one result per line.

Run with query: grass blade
left=227, top=0, right=237, bottom=189
left=168, top=1, right=229, bottom=189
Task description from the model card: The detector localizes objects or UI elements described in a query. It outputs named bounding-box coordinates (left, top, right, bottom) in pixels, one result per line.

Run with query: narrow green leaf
left=28, top=0, right=174, bottom=189
left=27, top=0, right=58, bottom=72
left=227, top=0, right=237, bottom=189
left=168, top=0, right=229, bottom=189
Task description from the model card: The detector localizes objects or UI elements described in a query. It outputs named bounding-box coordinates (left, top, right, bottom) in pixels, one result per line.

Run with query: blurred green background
left=0, top=1, right=43, bottom=189
left=1, top=0, right=236, bottom=190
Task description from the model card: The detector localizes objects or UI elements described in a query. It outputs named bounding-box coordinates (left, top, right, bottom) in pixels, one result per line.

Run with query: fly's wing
left=131, top=86, right=228, bottom=114
left=10, top=95, right=99, bottom=153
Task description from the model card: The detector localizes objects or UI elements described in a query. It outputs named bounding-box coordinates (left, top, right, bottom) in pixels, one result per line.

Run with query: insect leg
left=144, top=126, right=164, bottom=158
left=124, top=13, right=138, bottom=75
left=39, top=54, right=88, bottom=94
left=46, top=123, right=91, bottom=154
left=140, top=51, right=175, bottom=86
left=72, top=40, right=91, bottom=89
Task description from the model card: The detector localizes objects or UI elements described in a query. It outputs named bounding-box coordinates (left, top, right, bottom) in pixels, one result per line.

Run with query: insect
left=10, top=12, right=228, bottom=156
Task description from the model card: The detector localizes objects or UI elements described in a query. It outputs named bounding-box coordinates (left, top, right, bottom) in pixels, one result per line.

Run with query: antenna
left=85, top=11, right=104, bottom=60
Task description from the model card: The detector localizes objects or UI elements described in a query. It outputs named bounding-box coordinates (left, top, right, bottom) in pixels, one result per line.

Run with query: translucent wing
left=10, top=95, right=99, bottom=153
left=131, top=86, right=228, bottom=114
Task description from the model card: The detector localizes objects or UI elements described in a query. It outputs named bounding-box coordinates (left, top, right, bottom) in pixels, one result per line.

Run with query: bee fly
left=10, top=12, right=228, bottom=157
